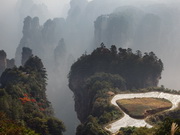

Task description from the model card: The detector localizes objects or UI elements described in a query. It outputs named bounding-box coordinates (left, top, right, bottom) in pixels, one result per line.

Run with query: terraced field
left=105, top=92, right=180, bottom=134
left=116, top=98, right=172, bottom=119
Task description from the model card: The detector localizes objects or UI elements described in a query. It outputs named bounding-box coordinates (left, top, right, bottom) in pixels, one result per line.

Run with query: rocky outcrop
left=0, top=50, right=7, bottom=75
left=15, top=16, right=41, bottom=65
left=18, top=0, right=50, bottom=24
left=69, top=46, right=163, bottom=123
left=54, top=38, right=66, bottom=66
left=15, top=16, right=66, bottom=65
left=69, top=72, right=126, bottom=123
left=94, top=7, right=161, bottom=49
left=67, top=0, right=88, bottom=22
left=0, top=50, right=15, bottom=76
left=21, top=47, right=32, bottom=65
left=7, top=59, right=15, bottom=69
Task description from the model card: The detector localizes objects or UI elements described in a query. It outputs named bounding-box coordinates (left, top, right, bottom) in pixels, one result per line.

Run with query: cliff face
left=0, top=50, right=15, bottom=76
left=0, top=48, right=34, bottom=76
left=93, top=7, right=161, bottom=50
left=0, top=50, right=7, bottom=75
left=69, top=75, right=91, bottom=122
left=21, top=47, right=32, bottom=65
left=54, top=38, right=67, bottom=66
left=69, top=46, right=163, bottom=123
left=15, top=16, right=66, bottom=65
left=7, top=59, right=15, bottom=68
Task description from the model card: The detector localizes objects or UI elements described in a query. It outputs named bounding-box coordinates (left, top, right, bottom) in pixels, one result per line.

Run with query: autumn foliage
left=19, top=94, right=36, bottom=104
left=0, top=56, right=65, bottom=135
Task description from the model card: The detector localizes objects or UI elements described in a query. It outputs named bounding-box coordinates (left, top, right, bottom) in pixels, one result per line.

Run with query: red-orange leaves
left=19, top=93, right=36, bottom=104
left=30, top=99, right=36, bottom=102
left=24, top=93, right=28, bottom=97
left=40, top=108, right=45, bottom=111
left=19, top=93, right=45, bottom=112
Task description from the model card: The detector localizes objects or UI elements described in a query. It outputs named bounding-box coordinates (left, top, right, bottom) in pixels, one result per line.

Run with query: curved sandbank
left=105, top=92, right=180, bottom=134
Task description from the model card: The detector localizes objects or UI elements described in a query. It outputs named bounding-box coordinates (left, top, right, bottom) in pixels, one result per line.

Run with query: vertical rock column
left=0, top=50, right=7, bottom=76
left=21, top=47, right=32, bottom=66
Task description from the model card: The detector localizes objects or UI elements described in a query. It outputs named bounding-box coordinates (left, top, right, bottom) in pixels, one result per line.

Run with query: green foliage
left=47, top=117, right=66, bottom=135
left=118, top=118, right=180, bottom=135
left=86, top=72, right=126, bottom=91
left=76, top=116, right=109, bottom=135
left=119, top=126, right=155, bottom=135
left=0, top=56, right=65, bottom=135
left=68, top=45, right=164, bottom=135
left=132, top=127, right=154, bottom=135
left=87, top=73, right=124, bottom=124
left=69, top=45, right=163, bottom=90
left=154, top=118, right=180, bottom=135
left=26, top=117, right=48, bottom=134
left=120, top=127, right=137, bottom=135
left=24, top=56, right=45, bottom=72
left=75, top=73, right=124, bottom=135
left=0, top=67, right=29, bottom=88
left=24, top=56, right=48, bottom=90
left=0, top=112, right=39, bottom=135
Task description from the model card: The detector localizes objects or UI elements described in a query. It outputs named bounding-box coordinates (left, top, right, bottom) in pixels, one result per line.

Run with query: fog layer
left=1, top=0, right=180, bottom=135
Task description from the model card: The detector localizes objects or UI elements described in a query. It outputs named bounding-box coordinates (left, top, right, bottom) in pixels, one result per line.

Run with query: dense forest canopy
left=69, top=44, right=163, bottom=90
left=0, top=55, right=65, bottom=135
left=68, top=45, right=165, bottom=135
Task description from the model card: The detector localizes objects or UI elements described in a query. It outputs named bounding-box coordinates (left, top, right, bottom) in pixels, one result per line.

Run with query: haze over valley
left=1, top=0, right=180, bottom=135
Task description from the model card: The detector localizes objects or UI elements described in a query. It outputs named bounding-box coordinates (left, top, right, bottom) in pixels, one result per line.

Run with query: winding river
left=105, top=92, right=180, bottom=134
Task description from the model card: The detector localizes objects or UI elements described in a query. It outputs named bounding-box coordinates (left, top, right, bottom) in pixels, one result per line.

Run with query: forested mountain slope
left=0, top=55, right=65, bottom=135
left=68, top=45, right=165, bottom=134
